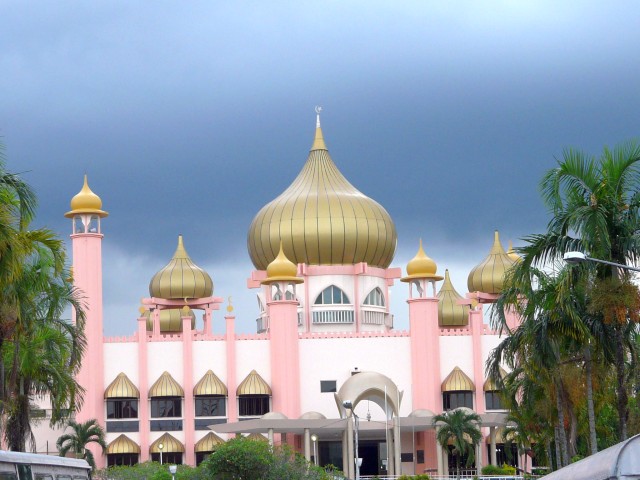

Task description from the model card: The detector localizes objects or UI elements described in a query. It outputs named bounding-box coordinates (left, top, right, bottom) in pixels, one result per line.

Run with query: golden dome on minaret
left=438, top=270, right=469, bottom=326
left=247, top=110, right=397, bottom=270
left=149, top=235, right=213, bottom=299
left=507, top=240, right=522, bottom=263
left=467, top=231, right=515, bottom=294
left=64, top=175, right=108, bottom=218
left=262, top=243, right=303, bottom=285
left=401, top=239, right=443, bottom=282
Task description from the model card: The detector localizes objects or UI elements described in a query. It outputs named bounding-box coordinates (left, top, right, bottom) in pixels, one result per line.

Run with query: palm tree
left=433, top=408, right=482, bottom=479
left=520, top=140, right=640, bottom=440
left=0, top=148, right=86, bottom=450
left=57, top=419, right=107, bottom=470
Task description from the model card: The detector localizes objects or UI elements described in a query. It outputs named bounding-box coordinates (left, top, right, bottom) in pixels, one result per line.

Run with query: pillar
left=304, top=429, right=311, bottom=461
left=70, top=215, right=106, bottom=467
left=407, top=280, right=441, bottom=412
left=266, top=282, right=301, bottom=418
left=138, top=314, right=150, bottom=462
left=225, top=314, right=237, bottom=422
left=182, top=313, right=195, bottom=465
left=470, top=307, right=485, bottom=413
left=490, top=426, right=497, bottom=465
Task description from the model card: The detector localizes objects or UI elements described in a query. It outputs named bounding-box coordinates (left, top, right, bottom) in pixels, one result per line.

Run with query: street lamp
left=169, top=464, right=177, bottom=480
left=158, top=442, right=164, bottom=465
left=311, top=434, right=318, bottom=466
left=563, top=251, right=640, bottom=272
left=343, top=400, right=360, bottom=480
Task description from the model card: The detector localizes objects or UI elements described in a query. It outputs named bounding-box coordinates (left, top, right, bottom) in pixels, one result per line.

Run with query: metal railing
left=312, top=309, right=354, bottom=324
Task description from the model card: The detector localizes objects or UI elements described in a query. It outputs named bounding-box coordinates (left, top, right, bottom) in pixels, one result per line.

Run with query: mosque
left=37, top=113, right=524, bottom=478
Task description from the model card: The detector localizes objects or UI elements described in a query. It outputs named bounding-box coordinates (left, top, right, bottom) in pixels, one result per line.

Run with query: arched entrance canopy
left=334, top=371, right=402, bottom=419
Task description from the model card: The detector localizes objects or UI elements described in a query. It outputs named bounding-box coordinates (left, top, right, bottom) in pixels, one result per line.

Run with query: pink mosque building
left=40, top=114, right=524, bottom=478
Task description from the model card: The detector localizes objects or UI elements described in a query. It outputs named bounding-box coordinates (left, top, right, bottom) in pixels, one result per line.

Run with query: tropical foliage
left=0, top=143, right=86, bottom=450
left=488, top=140, right=640, bottom=470
left=432, top=409, right=482, bottom=479
left=201, top=436, right=339, bottom=480
left=57, top=419, right=107, bottom=470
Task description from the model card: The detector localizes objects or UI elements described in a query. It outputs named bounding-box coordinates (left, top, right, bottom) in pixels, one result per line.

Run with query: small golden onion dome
left=65, top=175, right=108, bottom=218
left=467, top=231, right=516, bottom=294
left=437, top=270, right=470, bottom=326
left=507, top=240, right=521, bottom=263
left=401, top=239, right=443, bottom=282
left=247, top=113, right=397, bottom=270
left=149, top=235, right=213, bottom=299
left=261, top=243, right=303, bottom=285
left=144, top=308, right=196, bottom=332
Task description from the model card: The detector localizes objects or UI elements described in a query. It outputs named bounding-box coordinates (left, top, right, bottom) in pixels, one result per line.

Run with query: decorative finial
left=227, top=296, right=234, bottom=313
left=315, top=105, right=322, bottom=128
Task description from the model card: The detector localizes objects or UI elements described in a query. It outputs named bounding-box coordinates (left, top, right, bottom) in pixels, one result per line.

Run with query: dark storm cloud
left=2, top=1, right=640, bottom=334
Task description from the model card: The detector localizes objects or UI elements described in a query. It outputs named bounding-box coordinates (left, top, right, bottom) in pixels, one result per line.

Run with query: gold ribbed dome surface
left=149, top=235, right=213, bottom=299
left=401, top=239, right=443, bottom=282
left=507, top=240, right=521, bottom=263
left=194, top=370, right=228, bottom=396
left=150, top=433, right=184, bottom=453
left=237, top=370, right=271, bottom=395
left=144, top=308, right=196, bottom=332
left=107, top=435, right=140, bottom=454
left=483, top=367, right=508, bottom=391
left=104, top=373, right=140, bottom=399
left=467, top=231, right=516, bottom=294
left=438, top=270, right=469, bottom=326
left=262, top=243, right=303, bottom=284
left=65, top=175, right=108, bottom=218
left=149, top=371, right=184, bottom=398
left=195, top=432, right=225, bottom=452
left=247, top=116, right=397, bottom=270
left=441, top=367, right=475, bottom=392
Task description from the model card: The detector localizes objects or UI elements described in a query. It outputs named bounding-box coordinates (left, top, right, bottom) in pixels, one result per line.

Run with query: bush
left=96, top=462, right=205, bottom=480
left=481, top=463, right=516, bottom=475
left=201, top=436, right=338, bottom=480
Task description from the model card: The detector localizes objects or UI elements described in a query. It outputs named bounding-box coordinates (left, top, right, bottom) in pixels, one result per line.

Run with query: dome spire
left=65, top=174, right=108, bottom=218
left=311, top=106, right=327, bottom=151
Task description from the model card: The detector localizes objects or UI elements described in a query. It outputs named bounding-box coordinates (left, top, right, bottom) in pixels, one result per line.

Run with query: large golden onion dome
left=401, top=239, right=443, bottom=282
left=149, top=235, right=213, bottom=299
left=247, top=113, right=397, bottom=270
left=65, top=175, right=108, bottom=218
left=438, top=270, right=469, bottom=326
left=467, top=231, right=515, bottom=294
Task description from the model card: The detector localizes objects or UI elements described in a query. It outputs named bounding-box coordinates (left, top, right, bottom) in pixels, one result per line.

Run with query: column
left=490, top=426, right=497, bottom=465
left=138, top=315, right=150, bottom=462
left=182, top=313, right=195, bottom=465
left=225, top=314, right=237, bottom=422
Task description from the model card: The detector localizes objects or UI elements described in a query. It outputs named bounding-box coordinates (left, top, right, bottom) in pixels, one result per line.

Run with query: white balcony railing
left=312, top=309, right=354, bottom=324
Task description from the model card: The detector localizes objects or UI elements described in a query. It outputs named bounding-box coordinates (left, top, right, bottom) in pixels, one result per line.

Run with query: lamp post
left=311, top=434, right=318, bottom=466
left=158, top=442, right=164, bottom=465
left=169, top=464, right=177, bottom=480
left=563, top=251, right=640, bottom=272
left=343, top=400, right=360, bottom=480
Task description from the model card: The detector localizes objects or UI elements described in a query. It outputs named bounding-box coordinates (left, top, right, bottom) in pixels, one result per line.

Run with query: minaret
left=64, top=175, right=108, bottom=467
left=262, top=242, right=303, bottom=418
left=401, top=240, right=443, bottom=411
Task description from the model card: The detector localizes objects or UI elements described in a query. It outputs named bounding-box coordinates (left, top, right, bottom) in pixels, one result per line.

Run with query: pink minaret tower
left=65, top=175, right=107, bottom=467
left=402, top=240, right=443, bottom=412
left=262, top=243, right=303, bottom=418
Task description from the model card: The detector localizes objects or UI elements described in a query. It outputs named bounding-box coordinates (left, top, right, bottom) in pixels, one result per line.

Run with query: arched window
left=363, top=287, right=385, bottom=306
left=314, top=285, right=350, bottom=305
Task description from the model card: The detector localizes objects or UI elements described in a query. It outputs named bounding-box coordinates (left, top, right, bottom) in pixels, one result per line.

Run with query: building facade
left=40, top=114, right=523, bottom=477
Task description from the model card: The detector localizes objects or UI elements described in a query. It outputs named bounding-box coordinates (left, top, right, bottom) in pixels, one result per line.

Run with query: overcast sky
left=2, top=1, right=640, bottom=335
